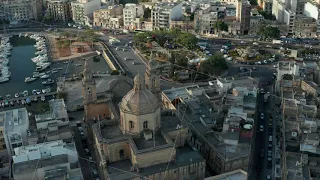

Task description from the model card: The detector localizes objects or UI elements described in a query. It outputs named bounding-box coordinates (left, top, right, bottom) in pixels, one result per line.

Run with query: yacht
left=6, top=94, right=11, bottom=99
left=25, top=77, right=37, bottom=83
left=42, top=79, right=54, bottom=85
left=41, top=95, right=45, bottom=101
left=32, top=89, right=37, bottom=95
left=36, top=89, right=41, bottom=95
left=14, top=93, right=19, bottom=98
left=10, top=101, right=14, bottom=106
left=23, top=90, right=28, bottom=97
left=0, top=77, right=9, bottom=83
left=33, top=72, right=45, bottom=78
left=51, top=70, right=58, bottom=73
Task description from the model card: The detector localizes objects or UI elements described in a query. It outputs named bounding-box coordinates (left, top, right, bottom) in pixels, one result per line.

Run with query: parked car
left=260, top=113, right=264, bottom=119
left=259, top=125, right=264, bottom=132
left=260, top=149, right=265, bottom=158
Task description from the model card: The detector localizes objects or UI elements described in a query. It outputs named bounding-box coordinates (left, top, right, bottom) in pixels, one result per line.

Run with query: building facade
left=46, top=0, right=71, bottom=22
left=0, top=0, right=39, bottom=22
left=151, top=2, right=183, bottom=30
left=257, top=0, right=272, bottom=13
left=12, top=140, right=83, bottom=180
left=1, top=108, right=29, bottom=158
left=123, top=3, right=144, bottom=29
left=93, top=5, right=123, bottom=28
left=293, top=15, right=317, bottom=37
left=236, top=0, right=251, bottom=34
left=304, top=2, right=320, bottom=36
left=71, top=0, right=101, bottom=25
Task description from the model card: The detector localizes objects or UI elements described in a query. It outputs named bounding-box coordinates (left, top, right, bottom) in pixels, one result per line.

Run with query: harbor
left=0, top=34, right=112, bottom=108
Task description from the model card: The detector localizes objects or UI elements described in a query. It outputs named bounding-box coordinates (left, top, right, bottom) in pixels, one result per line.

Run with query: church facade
left=89, top=58, right=206, bottom=180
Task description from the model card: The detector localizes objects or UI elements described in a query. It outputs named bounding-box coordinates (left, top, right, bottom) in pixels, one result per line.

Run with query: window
left=119, top=149, right=124, bottom=159
left=152, top=78, right=156, bottom=88
left=143, top=121, right=148, bottom=129
left=129, top=121, right=134, bottom=129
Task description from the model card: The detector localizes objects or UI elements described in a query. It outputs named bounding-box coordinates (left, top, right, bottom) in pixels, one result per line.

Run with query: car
left=124, top=57, right=128, bottom=61
left=267, top=162, right=272, bottom=169
left=260, top=113, right=264, bottom=119
left=253, top=42, right=259, bottom=45
left=267, top=157, right=272, bottom=162
left=268, top=143, right=272, bottom=149
left=259, top=125, right=264, bottom=132
left=122, top=48, right=126, bottom=51
left=85, top=148, right=90, bottom=155
left=260, top=149, right=265, bottom=158
left=267, top=175, right=271, bottom=180
left=269, top=135, right=273, bottom=142
left=78, top=26, right=82, bottom=29
left=93, top=169, right=99, bottom=178
left=115, top=47, right=119, bottom=50
left=256, top=164, right=261, bottom=171
left=260, top=88, right=265, bottom=94
left=132, top=61, right=137, bottom=65
left=268, top=150, right=272, bottom=157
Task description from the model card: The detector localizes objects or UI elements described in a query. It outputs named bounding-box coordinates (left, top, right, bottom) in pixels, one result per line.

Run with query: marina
left=0, top=91, right=57, bottom=107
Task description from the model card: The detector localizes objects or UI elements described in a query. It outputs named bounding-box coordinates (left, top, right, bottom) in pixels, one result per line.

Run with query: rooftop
left=92, top=120, right=126, bottom=144
left=132, top=130, right=168, bottom=150
left=13, top=140, right=77, bottom=164
left=35, top=99, right=68, bottom=122
left=204, top=169, right=248, bottom=180
left=107, top=146, right=204, bottom=180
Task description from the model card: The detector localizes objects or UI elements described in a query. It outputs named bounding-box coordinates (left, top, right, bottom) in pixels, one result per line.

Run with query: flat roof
left=107, top=146, right=204, bottom=180
left=133, top=131, right=168, bottom=150
left=205, top=169, right=247, bottom=180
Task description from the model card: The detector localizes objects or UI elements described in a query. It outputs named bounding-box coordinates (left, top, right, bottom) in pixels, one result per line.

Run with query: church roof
left=120, top=74, right=159, bottom=115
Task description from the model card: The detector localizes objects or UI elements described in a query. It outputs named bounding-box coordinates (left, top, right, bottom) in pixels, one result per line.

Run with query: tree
left=258, top=24, right=280, bottom=40
left=200, top=54, right=228, bottom=75
left=214, top=21, right=229, bottom=33
left=36, top=102, right=50, bottom=113
left=143, top=8, right=151, bottom=19
left=176, top=32, right=198, bottom=50
left=57, top=91, right=68, bottom=100
left=258, top=10, right=276, bottom=20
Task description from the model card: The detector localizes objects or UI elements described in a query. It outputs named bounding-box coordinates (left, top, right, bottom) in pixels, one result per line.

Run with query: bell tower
left=145, top=52, right=160, bottom=98
left=82, top=60, right=97, bottom=105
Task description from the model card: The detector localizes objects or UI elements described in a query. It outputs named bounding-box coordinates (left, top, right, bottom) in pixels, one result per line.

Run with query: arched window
left=143, top=121, right=148, bottom=129
left=129, top=121, right=134, bottom=129
left=119, top=149, right=124, bottom=159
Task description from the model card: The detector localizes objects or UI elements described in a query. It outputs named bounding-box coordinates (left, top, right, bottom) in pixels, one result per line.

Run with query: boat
left=16, top=100, right=20, bottom=105
left=10, top=101, right=14, bottom=106
left=42, top=86, right=51, bottom=93
left=51, top=70, right=58, bottom=73
left=32, top=90, right=37, bottom=95
left=57, top=68, right=63, bottom=70
left=4, top=100, right=9, bottom=106
left=1, top=102, right=4, bottom=107
left=42, top=79, right=54, bottom=85
left=6, top=94, right=11, bottom=99
left=41, top=95, right=45, bottom=101
left=33, top=97, right=38, bottom=102
left=33, top=72, right=45, bottom=78
left=0, top=78, right=9, bottom=83
left=25, top=77, right=37, bottom=83
left=21, top=99, right=26, bottom=105
left=40, top=74, right=50, bottom=79
left=19, top=33, right=22, bottom=38
left=36, top=89, right=41, bottom=95
left=14, top=93, right=19, bottom=98
left=23, top=90, right=28, bottom=97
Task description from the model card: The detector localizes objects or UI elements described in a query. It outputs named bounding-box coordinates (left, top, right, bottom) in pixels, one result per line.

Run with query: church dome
left=120, top=74, right=159, bottom=115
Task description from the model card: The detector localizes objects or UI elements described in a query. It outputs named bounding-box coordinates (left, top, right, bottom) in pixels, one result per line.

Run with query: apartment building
left=250, top=10, right=264, bottom=35
left=12, top=140, right=83, bottom=180
left=71, top=0, right=101, bottom=25
left=293, top=15, right=317, bottom=37
left=162, top=77, right=259, bottom=174
left=304, top=2, right=320, bottom=36
left=46, top=0, right=71, bottom=22
left=0, top=0, right=39, bottom=22
left=123, top=3, right=143, bottom=29
left=27, top=99, right=73, bottom=144
left=272, top=0, right=305, bottom=35
left=257, top=0, right=272, bottom=13
left=93, top=5, right=123, bottom=28
left=194, top=2, right=226, bottom=34
left=1, top=108, right=29, bottom=158
left=151, top=2, right=183, bottom=30
left=236, top=0, right=251, bottom=34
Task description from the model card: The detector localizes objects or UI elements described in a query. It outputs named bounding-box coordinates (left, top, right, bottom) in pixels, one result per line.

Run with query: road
left=249, top=73, right=279, bottom=180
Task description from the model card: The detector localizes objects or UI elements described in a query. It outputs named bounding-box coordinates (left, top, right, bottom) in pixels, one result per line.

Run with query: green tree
left=200, top=54, right=228, bottom=75
left=258, top=10, right=276, bottom=20
left=258, top=24, right=280, bottom=40
left=57, top=91, right=68, bottom=100
left=36, top=102, right=50, bottom=113
left=176, top=32, right=198, bottom=50
left=214, top=21, right=229, bottom=33
left=143, top=8, right=151, bottom=19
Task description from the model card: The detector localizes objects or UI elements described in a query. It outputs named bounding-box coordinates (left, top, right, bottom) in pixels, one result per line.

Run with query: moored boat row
left=0, top=36, right=12, bottom=83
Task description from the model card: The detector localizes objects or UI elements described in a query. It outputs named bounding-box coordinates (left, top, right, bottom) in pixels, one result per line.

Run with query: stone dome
left=120, top=74, right=160, bottom=115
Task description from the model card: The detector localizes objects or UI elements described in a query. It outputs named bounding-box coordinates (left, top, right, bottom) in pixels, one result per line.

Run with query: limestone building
left=91, top=66, right=205, bottom=179
left=82, top=60, right=132, bottom=121
left=46, top=0, right=71, bottom=22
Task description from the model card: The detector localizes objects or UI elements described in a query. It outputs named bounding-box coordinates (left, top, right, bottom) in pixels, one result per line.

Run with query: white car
left=259, top=125, right=264, bottom=132
left=253, top=42, right=259, bottom=45
left=260, top=113, right=264, bottom=119
left=78, top=26, right=82, bottom=29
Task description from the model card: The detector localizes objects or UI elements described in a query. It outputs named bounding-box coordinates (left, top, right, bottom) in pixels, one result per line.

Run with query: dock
left=0, top=92, right=57, bottom=103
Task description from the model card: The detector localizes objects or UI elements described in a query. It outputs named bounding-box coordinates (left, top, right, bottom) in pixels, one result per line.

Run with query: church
left=86, top=58, right=206, bottom=179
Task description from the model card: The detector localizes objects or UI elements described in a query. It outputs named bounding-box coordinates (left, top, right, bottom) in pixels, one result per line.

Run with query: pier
left=0, top=92, right=57, bottom=104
